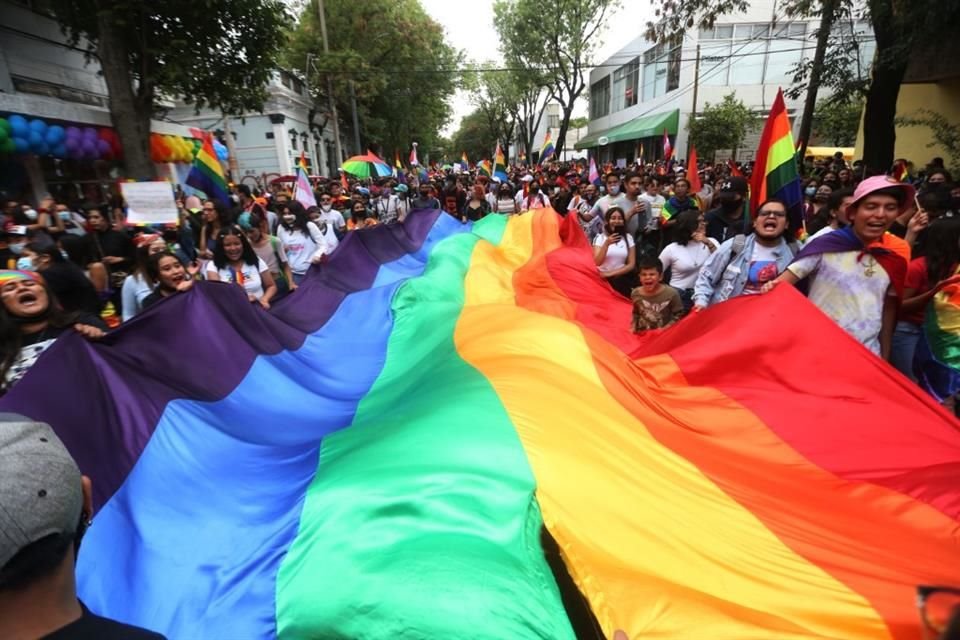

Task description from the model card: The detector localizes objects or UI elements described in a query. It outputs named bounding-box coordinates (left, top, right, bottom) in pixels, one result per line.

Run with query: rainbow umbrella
left=342, top=153, right=392, bottom=179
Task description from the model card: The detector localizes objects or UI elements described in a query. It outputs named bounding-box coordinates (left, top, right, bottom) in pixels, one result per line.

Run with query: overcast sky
left=419, top=0, right=654, bottom=136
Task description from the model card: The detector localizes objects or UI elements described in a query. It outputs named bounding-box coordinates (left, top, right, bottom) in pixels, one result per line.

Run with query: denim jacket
left=692, top=234, right=795, bottom=308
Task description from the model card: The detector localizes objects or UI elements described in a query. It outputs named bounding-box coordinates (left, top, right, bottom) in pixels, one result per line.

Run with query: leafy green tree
left=494, top=0, right=619, bottom=158
left=896, top=110, right=960, bottom=171
left=462, top=64, right=517, bottom=157
left=286, top=0, right=461, bottom=161
left=49, top=0, right=290, bottom=179
left=646, top=0, right=960, bottom=171
left=568, top=117, right=590, bottom=130
left=812, top=97, right=862, bottom=147
left=686, top=93, right=754, bottom=160
left=449, top=110, right=501, bottom=163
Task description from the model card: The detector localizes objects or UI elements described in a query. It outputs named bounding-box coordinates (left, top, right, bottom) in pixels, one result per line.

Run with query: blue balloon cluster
left=4, top=114, right=117, bottom=160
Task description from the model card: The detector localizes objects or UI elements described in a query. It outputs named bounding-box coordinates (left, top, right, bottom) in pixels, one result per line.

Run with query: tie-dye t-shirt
left=788, top=250, right=893, bottom=354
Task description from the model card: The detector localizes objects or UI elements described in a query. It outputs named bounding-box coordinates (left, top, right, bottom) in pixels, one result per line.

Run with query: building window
left=589, top=76, right=611, bottom=119
left=612, top=57, right=640, bottom=111
left=642, top=41, right=681, bottom=101
left=548, top=114, right=560, bottom=129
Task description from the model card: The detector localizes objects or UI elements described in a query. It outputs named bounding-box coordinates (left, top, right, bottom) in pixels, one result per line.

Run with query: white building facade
left=577, top=1, right=875, bottom=164
left=0, top=0, right=195, bottom=202
left=166, top=71, right=341, bottom=190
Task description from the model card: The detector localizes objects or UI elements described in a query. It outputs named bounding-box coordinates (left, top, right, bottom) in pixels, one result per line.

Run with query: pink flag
left=293, top=154, right=316, bottom=209
left=588, top=157, right=600, bottom=186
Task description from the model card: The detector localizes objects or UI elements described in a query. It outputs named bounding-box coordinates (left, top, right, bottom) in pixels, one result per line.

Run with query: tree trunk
left=796, top=0, right=837, bottom=159
left=554, top=102, right=575, bottom=159
left=861, top=61, right=907, bottom=171
left=94, top=9, right=155, bottom=179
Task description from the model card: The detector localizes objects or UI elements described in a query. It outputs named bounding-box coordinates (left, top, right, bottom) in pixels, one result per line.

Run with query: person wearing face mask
left=410, top=184, right=441, bottom=211
left=312, top=192, right=346, bottom=235
left=0, top=270, right=106, bottom=392
left=277, top=201, right=336, bottom=288
left=492, top=184, right=518, bottom=215
left=393, top=184, right=410, bottom=222
left=374, top=184, right=402, bottom=224
left=586, top=173, right=628, bottom=241
left=592, top=206, right=636, bottom=296
left=704, top=177, right=749, bottom=244
left=17, top=241, right=101, bottom=316
left=517, top=179, right=551, bottom=212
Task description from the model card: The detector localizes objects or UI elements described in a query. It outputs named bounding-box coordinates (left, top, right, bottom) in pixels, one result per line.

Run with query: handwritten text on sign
left=120, top=182, right=178, bottom=225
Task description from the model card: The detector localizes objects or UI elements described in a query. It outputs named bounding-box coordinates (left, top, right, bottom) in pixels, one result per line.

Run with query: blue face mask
left=805, top=187, right=816, bottom=197
left=9, top=242, right=25, bottom=255
left=607, top=185, right=620, bottom=196
left=16, top=256, right=34, bottom=271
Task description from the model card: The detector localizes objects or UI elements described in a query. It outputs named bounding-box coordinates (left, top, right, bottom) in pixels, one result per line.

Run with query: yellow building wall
left=854, top=77, right=960, bottom=166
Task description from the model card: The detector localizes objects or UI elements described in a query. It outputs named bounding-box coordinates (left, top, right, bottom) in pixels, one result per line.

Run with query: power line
left=319, top=43, right=819, bottom=77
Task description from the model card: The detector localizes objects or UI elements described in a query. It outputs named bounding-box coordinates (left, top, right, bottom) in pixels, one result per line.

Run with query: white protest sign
left=120, top=181, right=178, bottom=225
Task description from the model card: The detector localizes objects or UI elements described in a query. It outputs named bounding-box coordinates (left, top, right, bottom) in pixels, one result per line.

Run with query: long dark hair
left=603, top=206, right=625, bottom=235
left=59, top=234, right=96, bottom=269
left=25, top=240, right=66, bottom=266
left=673, top=210, right=702, bottom=245
left=212, top=226, right=258, bottom=269
left=280, top=201, right=312, bottom=235
left=925, top=217, right=960, bottom=284
left=204, top=199, right=233, bottom=237
left=0, top=281, right=79, bottom=390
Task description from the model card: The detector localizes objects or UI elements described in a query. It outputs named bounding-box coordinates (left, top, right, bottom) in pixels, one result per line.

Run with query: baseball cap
left=846, top=174, right=916, bottom=214
left=718, top=176, right=748, bottom=196
left=0, top=415, right=82, bottom=570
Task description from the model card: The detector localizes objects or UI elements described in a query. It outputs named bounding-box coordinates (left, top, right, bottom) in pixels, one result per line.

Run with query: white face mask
left=321, top=204, right=332, bottom=212
left=282, top=214, right=296, bottom=224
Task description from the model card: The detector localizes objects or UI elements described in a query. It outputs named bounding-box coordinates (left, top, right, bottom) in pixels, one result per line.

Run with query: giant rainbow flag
left=3, top=209, right=958, bottom=639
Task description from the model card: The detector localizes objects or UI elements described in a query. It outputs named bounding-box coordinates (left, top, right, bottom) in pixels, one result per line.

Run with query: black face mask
left=530, top=184, right=540, bottom=193
left=720, top=197, right=741, bottom=214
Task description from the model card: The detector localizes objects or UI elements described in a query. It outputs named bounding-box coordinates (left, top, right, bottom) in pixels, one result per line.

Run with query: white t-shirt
left=659, top=239, right=719, bottom=289
left=207, top=257, right=269, bottom=299
left=278, top=222, right=337, bottom=275
left=787, top=251, right=893, bottom=354
left=315, top=207, right=345, bottom=231
left=593, top=232, right=635, bottom=273
left=640, top=194, right=666, bottom=229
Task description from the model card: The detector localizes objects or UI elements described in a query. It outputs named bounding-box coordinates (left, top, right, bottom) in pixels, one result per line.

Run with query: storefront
left=574, top=109, right=680, bottom=165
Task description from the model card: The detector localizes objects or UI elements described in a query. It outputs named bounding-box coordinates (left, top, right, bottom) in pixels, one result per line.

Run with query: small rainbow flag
left=588, top=157, right=600, bottom=186
left=662, top=130, right=673, bottom=162
left=916, top=269, right=960, bottom=401
left=460, top=151, right=469, bottom=171
left=478, top=159, right=492, bottom=178
left=519, top=150, right=527, bottom=164
left=493, top=144, right=508, bottom=182
left=293, top=153, right=316, bottom=209
left=186, top=134, right=230, bottom=204
left=540, top=131, right=555, bottom=165
left=750, top=88, right=803, bottom=232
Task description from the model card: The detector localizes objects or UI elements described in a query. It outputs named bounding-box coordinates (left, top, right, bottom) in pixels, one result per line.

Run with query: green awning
left=573, top=127, right=612, bottom=150
left=574, top=108, right=680, bottom=150
left=605, top=109, right=679, bottom=145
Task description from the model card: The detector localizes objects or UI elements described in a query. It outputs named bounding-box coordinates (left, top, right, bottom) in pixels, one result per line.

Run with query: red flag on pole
left=687, top=146, right=702, bottom=194
left=727, top=159, right=742, bottom=177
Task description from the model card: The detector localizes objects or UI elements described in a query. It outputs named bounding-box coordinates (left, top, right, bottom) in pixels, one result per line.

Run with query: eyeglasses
left=203, top=206, right=215, bottom=211
left=757, top=210, right=787, bottom=219
left=917, top=586, right=960, bottom=639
